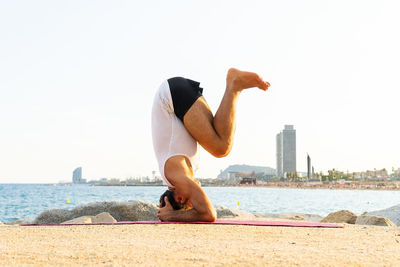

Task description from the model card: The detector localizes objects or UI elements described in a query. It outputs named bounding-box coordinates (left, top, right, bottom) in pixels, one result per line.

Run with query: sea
left=1, top=184, right=400, bottom=223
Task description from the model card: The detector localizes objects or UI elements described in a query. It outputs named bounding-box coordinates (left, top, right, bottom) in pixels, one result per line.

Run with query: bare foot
left=226, top=68, right=270, bottom=93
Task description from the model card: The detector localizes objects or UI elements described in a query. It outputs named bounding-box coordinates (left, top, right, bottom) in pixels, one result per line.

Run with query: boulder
left=60, top=212, right=117, bottom=224
left=215, top=206, right=239, bottom=218
left=33, top=200, right=158, bottom=224
left=61, top=216, right=93, bottom=224
left=321, top=210, right=357, bottom=224
left=355, top=215, right=396, bottom=227
left=214, top=206, right=257, bottom=219
left=92, top=212, right=117, bottom=223
left=366, top=204, right=400, bottom=226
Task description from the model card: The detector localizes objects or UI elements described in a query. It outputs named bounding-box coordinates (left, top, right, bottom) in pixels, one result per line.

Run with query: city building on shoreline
left=353, top=169, right=390, bottom=181
left=276, top=125, right=297, bottom=178
left=72, top=167, right=86, bottom=184
left=307, top=154, right=312, bottom=180
left=218, top=164, right=275, bottom=179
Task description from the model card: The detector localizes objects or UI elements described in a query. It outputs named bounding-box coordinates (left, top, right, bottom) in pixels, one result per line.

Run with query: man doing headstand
left=152, top=68, right=270, bottom=222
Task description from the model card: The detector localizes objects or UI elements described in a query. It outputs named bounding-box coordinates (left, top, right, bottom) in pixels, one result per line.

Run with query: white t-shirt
left=151, top=80, right=199, bottom=189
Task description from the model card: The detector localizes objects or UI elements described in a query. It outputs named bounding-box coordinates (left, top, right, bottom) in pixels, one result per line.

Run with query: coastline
left=4, top=181, right=399, bottom=191
left=88, top=181, right=400, bottom=191
left=227, top=181, right=400, bottom=191
left=2, top=184, right=400, bottom=224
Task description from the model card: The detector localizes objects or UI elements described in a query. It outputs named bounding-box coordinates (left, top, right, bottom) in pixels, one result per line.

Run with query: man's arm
left=158, top=182, right=216, bottom=222
left=158, top=156, right=216, bottom=222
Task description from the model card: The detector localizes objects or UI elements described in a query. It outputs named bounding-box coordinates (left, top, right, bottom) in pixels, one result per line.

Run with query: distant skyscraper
left=72, top=167, right=83, bottom=184
left=276, top=125, right=297, bottom=177
left=276, top=133, right=283, bottom=177
left=307, top=154, right=311, bottom=180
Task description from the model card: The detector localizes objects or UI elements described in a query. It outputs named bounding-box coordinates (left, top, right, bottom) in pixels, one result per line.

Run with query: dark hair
left=159, top=190, right=184, bottom=210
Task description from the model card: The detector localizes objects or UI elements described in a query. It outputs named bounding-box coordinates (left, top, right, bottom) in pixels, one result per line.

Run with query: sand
left=1, top=223, right=400, bottom=266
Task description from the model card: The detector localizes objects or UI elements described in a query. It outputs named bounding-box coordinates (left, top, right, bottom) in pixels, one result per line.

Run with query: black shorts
left=168, top=77, right=203, bottom=123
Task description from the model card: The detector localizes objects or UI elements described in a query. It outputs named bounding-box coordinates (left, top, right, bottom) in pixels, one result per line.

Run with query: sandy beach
left=1, top=222, right=399, bottom=266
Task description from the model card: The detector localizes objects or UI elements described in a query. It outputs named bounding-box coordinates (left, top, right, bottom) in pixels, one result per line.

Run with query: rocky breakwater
left=33, top=200, right=159, bottom=224
left=366, top=204, right=400, bottom=226
left=355, top=215, right=396, bottom=227
left=321, top=207, right=399, bottom=227
left=9, top=201, right=400, bottom=226
left=30, top=202, right=255, bottom=225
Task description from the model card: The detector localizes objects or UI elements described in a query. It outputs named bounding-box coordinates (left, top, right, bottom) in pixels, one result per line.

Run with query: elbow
left=202, top=209, right=217, bottom=222
left=204, top=214, right=216, bottom=222
left=213, top=151, right=229, bottom=158
left=211, top=143, right=232, bottom=158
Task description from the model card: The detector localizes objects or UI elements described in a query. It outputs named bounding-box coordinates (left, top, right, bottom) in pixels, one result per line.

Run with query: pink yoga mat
left=22, top=220, right=343, bottom=228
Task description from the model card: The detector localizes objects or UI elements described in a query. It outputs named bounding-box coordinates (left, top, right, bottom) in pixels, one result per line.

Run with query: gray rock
left=61, top=212, right=117, bottom=224
left=366, top=204, right=400, bottom=226
left=33, top=200, right=158, bottom=224
left=355, top=215, right=396, bottom=227
left=215, top=206, right=239, bottom=218
left=5, top=218, right=34, bottom=225
left=92, top=212, right=117, bottom=223
left=34, top=209, right=73, bottom=224
left=321, top=210, right=357, bottom=224
left=61, top=216, right=93, bottom=224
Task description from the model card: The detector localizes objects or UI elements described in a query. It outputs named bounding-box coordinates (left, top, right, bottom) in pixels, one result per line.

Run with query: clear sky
left=1, top=0, right=399, bottom=183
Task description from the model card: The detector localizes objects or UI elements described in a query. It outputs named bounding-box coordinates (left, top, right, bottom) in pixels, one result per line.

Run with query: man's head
left=159, top=190, right=185, bottom=210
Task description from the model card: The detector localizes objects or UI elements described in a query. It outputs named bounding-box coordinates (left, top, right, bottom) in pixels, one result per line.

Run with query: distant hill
left=217, top=164, right=276, bottom=179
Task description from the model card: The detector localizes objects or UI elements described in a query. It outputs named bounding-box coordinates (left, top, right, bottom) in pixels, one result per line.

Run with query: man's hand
left=157, top=196, right=174, bottom=221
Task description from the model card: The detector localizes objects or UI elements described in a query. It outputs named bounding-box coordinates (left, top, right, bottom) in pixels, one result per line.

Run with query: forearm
left=160, top=166, right=216, bottom=222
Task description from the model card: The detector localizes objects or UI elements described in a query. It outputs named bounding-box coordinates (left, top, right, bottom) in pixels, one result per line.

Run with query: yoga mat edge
left=21, top=220, right=344, bottom=228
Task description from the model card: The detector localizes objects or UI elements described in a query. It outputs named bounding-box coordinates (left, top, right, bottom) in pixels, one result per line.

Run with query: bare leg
left=184, top=68, right=270, bottom=157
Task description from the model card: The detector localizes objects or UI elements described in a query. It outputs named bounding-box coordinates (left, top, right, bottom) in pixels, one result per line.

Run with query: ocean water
left=1, top=184, right=400, bottom=223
